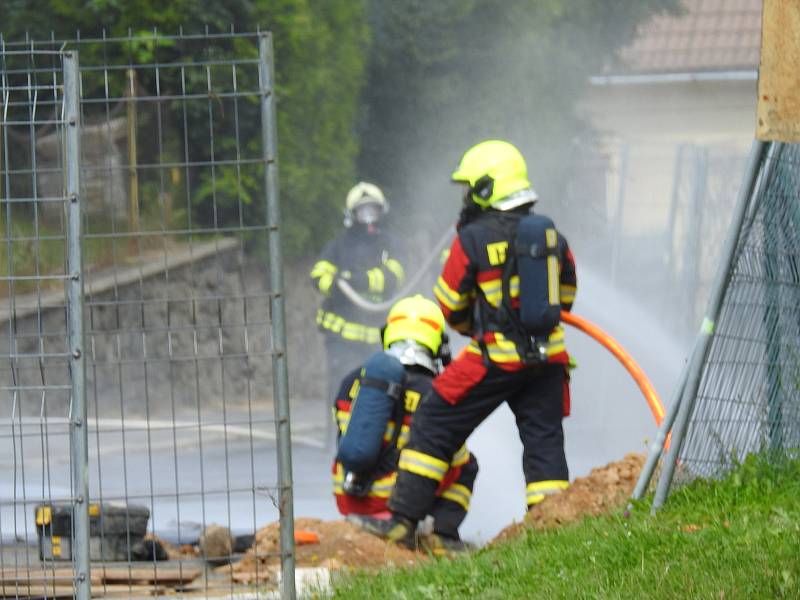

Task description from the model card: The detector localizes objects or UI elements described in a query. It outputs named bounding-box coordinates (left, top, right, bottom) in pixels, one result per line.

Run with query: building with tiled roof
left=578, top=0, right=763, bottom=339
left=605, top=0, right=761, bottom=77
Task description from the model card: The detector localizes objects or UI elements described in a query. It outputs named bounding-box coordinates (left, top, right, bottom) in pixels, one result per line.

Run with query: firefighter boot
left=347, top=513, right=417, bottom=549
left=418, top=532, right=471, bottom=557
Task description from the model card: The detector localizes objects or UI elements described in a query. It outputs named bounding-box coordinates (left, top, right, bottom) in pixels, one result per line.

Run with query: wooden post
left=757, top=0, right=800, bottom=141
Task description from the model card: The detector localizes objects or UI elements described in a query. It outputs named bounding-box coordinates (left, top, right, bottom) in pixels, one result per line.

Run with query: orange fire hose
left=561, top=310, right=665, bottom=426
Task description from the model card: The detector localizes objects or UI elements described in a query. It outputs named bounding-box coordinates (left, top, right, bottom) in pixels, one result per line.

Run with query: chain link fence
left=678, top=142, right=800, bottom=477
left=632, top=141, right=800, bottom=507
left=592, top=140, right=750, bottom=342
left=1, top=31, right=296, bottom=598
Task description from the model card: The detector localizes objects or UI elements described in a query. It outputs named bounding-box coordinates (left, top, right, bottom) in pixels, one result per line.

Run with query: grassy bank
left=331, top=455, right=800, bottom=599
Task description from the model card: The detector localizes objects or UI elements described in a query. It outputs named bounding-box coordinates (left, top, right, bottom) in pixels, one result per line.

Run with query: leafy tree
left=0, top=0, right=369, bottom=258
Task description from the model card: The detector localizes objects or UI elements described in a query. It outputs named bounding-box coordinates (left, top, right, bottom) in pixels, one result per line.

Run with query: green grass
left=330, top=454, right=800, bottom=599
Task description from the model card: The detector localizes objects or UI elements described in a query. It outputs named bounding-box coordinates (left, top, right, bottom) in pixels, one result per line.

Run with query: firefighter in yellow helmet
left=310, top=182, right=407, bottom=405
left=332, top=295, right=478, bottom=553
left=354, top=140, right=578, bottom=547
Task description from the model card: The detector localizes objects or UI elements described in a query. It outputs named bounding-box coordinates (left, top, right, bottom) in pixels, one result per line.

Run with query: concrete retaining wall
left=0, top=240, right=326, bottom=419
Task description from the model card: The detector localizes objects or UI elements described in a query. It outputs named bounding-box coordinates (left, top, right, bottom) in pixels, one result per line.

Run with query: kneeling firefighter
left=332, top=295, right=478, bottom=552
left=355, top=140, right=577, bottom=546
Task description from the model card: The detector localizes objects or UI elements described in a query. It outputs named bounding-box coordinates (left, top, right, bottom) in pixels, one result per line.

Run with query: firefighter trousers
left=429, top=453, right=479, bottom=539
left=389, top=362, right=568, bottom=521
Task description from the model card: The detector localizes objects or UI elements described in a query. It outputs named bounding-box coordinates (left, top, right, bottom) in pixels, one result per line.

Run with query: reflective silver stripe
left=526, top=480, right=569, bottom=505
left=434, top=276, right=469, bottom=310
left=441, top=483, right=472, bottom=511
left=398, top=449, right=448, bottom=481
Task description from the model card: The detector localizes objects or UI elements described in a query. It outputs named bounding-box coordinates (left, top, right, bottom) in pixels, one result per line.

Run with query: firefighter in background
left=310, top=182, right=407, bottom=399
left=355, top=140, right=577, bottom=545
left=332, top=295, right=478, bottom=553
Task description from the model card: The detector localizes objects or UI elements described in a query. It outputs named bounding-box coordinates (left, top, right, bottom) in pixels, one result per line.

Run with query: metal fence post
left=259, top=32, right=296, bottom=599
left=651, top=140, right=768, bottom=512
left=64, top=50, right=91, bottom=600
left=630, top=348, right=691, bottom=500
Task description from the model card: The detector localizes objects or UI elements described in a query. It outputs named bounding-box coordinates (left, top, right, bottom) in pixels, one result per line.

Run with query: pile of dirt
left=224, top=517, right=420, bottom=584
left=216, top=454, right=644, bottom=582
left=493, top=453, right=645, bottom=543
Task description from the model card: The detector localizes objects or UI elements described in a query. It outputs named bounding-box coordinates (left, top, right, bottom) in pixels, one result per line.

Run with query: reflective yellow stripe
left=318, top=273, right=334, bottom=294
left=318, top=310, right=381, bottom=343
left=396, top=425, right=411, bottom=449
left=342, top=322, right=366, bottom=340
left=466, top=327, right=567, bottom=363
left=336, top=410, right=350, bottom=435
left=398, top=449, right=448, bottom=482
left=333, top=462, right=398, bottom=499
left=369, top=472, right=398, bottom=498
left=547, top=255, right=560, bottom=305
left=434, top=276, right=470, bottom=311
left=560, top=284, right=576, bottom=304
left=332, top=463, right=344, bottom=493
left=451, top=445, right=469, bottom=467
left=367, top=267, right=385, bottom=293
left=545, top=228, right=557, bottom=248
left=441, top=483, right=472, bottom=511
left=383, top=421, right=397, bottom=443
left=383, top=258, right=405, bottom=284
left=478, top=277, right=520, bottom=307
left=320, top=311, right=345, bottom=333
left=545, top=326, right=567, bottom=358
left=478, top=280, right=502, bottom=307
left=526, top=479, right=569, bottom=506
left=509, top=275, right=519, bottom=298
left=310, top=260, right=337, bottom=278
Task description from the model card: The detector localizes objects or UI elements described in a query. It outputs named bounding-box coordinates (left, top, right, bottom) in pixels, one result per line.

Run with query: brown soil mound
left=219, top=454, right=644, bottom=583
left=493, top=453, right=645, bottom=543
left=225, top=517, right=420, bottom=583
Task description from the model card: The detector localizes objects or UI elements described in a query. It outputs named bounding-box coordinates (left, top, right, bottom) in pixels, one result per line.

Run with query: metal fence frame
left=633, top=140, right=800, bottom=508
left=1, top=31, right=296, bottom=599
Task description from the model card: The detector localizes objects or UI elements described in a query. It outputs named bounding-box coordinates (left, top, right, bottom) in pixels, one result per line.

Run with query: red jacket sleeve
left=559, top=238, right=577, bottom=311
left=433, top=235, right=475, bottom=332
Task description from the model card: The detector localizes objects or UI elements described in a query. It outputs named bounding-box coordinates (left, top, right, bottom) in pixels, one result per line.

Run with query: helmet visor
left=354, top=202, right=382, bottom=225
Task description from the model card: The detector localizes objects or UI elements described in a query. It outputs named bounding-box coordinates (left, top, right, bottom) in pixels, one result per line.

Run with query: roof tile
left=609, top=0, right=761, bottom=74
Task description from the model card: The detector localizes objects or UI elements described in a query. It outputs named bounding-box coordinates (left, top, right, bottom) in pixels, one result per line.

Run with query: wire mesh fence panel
left=1, top=31, right=295, bottom=598
left=606, top=141, right=750, bottom=341
left=0, top=45, right=88, bottom=597
left=679, top=143, right=800, bottom=479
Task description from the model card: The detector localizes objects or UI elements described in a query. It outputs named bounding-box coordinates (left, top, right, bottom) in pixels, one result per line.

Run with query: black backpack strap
left=351, top=374, right=408, bottom=486
left=471, top=286, right=493, bottom=369
left=482, top=213, right=541, bottom=364
left=360, top=377, right=404, bottom=401
left=471, top=211, right=521, bottom=368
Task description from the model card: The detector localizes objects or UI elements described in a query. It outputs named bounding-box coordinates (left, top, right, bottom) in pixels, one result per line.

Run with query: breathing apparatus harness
left=460, top=190, right=561, bottom=368
left=341, top=338, right=451, bottom=497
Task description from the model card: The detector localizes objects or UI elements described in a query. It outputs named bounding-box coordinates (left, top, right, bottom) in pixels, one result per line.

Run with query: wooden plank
left=91, top=583, right=166, bottom=597
left=0, top=583, right=75, bottom=598
left=94, top=566, right=202, bottom=585
left=757, top=0, right=800, bottom=141
left=0, top=568, right=75, bottom=586
left=0, top=566, right=200, bottom=594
